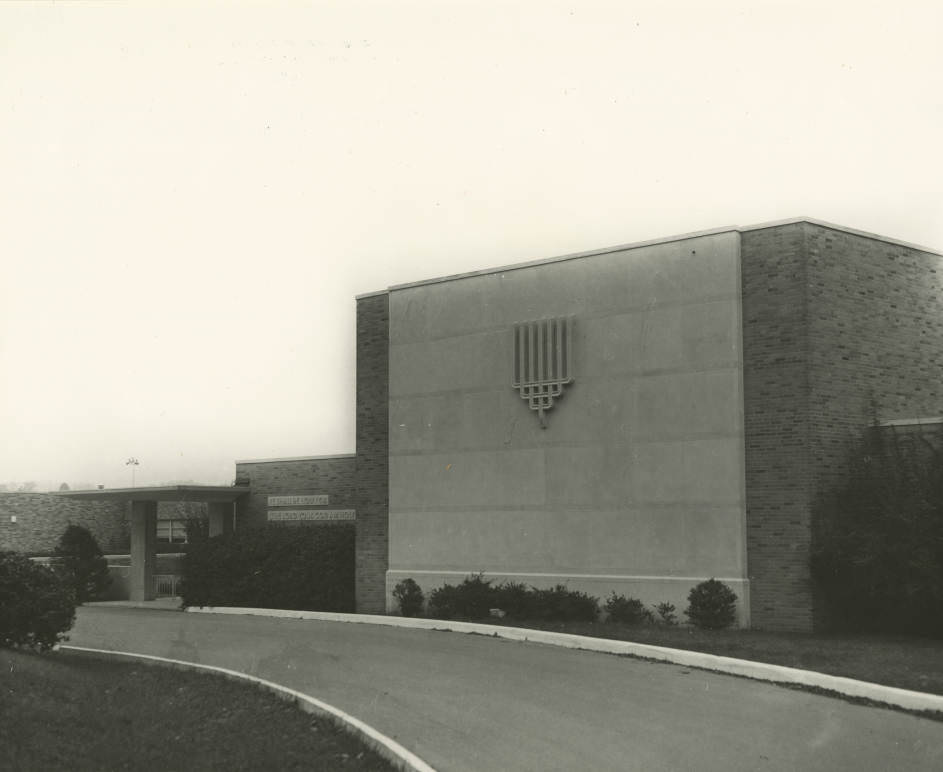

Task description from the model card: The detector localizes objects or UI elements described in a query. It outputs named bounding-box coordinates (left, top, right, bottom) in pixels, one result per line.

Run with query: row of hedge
left=180, top=525, right=355, bottom=612
left=394, top=575, right=739, bottom=629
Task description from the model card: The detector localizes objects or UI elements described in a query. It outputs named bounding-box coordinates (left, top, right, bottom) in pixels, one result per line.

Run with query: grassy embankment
left=474, top=617, right=943, bottom=695
left=0, top=648, right=396, bottom=771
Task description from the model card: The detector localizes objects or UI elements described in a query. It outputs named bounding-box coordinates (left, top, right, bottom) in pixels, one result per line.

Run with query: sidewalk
left=85, top=597, right=181, bottom=610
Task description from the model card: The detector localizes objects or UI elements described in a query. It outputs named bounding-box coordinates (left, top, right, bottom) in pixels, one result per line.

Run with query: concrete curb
left=187, top=605, right=943, bottom=715
left=59, top=644, right=437, bottom=772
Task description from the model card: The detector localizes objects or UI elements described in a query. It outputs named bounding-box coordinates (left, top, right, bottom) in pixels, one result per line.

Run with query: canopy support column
left=129, top=500, right=157, bottom=601
left=208, top=501, right=231, bottom=538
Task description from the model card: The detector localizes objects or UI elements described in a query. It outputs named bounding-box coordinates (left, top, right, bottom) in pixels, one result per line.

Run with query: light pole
left=126, top=457, right=140, bottom=488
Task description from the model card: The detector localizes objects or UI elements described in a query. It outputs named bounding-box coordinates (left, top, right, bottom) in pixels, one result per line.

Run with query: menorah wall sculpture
left=512, top=316, right=573, bottom=428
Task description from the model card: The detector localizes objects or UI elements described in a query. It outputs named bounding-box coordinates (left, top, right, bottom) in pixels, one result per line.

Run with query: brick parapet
left=234, top=456, right=357, bottom=530
left=355, top=292, right=390, bottom=613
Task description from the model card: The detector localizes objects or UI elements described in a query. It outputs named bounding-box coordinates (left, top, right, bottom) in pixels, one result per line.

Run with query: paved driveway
left=69, top=607, right=942, bottom=771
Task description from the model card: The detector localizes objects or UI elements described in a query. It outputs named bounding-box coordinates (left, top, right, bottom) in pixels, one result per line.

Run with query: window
left=156, top=519, right=188, bottom=544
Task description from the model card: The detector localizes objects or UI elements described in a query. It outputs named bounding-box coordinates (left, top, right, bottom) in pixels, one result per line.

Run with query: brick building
left=353, top=217, right=943, bottom=631
left=3, top=217, right=939, bottom=630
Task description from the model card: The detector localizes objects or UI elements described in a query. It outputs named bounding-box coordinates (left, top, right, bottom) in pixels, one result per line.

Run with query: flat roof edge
left=740, top=217, right=943, bottom=256
left=385, top=225, right=740, bottom=293
left=355, top=289, right=390, bottom=300
left=235, top=453, right=357, bottom=465
left=359, top=217, right=941, bottom=295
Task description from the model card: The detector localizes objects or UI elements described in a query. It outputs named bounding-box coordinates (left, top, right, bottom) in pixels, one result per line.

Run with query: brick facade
left=234, top=455, right=357, bottom=529
left=0, top=493, right=129, bottom=555
left=741, top=222, right=943, bottom=631
left=355, top=292, right=390, bottom=613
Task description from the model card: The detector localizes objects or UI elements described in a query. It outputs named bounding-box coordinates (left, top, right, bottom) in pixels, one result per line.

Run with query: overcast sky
left=2, top=1, right=941, bottom=490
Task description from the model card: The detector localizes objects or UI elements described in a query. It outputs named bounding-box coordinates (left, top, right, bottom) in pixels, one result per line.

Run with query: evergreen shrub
left=180, top=525, right=355, bottom=612
left=0, top=551, right=76, bottom=651
left=492, top=581, right=537, bottom=618
left=685, top=579, right=738, bottom=629
left=392, top=578, right=425, bottom=617
left=51, top=524, right=110, bottom=604
left=653, top=602, right=678, bottom=626
left=604, top=593, right=653, bottom=625
left=529, top=584, right=599, bottom=622
left=428, top=574, right=494, bottom=619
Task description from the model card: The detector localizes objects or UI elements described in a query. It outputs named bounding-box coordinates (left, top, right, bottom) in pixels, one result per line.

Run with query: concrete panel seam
left=185, top=607, right=943, bottom=715
left=59, top=644, right=436, bottom=772
left=386, top=570, right=749, bottom=582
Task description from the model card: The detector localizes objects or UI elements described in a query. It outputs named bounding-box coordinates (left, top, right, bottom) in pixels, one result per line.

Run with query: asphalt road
left=68, top=607, right=942, bottom=771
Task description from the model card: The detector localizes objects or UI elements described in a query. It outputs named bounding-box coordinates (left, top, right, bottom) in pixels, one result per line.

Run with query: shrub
left=653, top=602, right=678, bottom=626
left=180, top=525, right=355, bottom=612
left=604, top=593, right=653, bottom=625
left=685, top=579, right=738, bottom=629
left=51, top=525, right=110, bottom=604
left=493, top=581, right=537, bottom=619
left=425, top=576, right=601, bottom=622
left=811, top=425, right=943, bottom=636
left=0, top=551, right=76, bottom=651
left=427, top=582, right=461, bottom=619
left=530, top=585, right=599, bottom=622
left=428, top=574, right=494, bottom=620
left=392, top=578, right=424, bottom=617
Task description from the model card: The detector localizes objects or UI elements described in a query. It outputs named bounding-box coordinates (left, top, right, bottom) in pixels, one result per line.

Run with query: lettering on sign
left=267, top=495, right=329, bottom=507
left=267, top=509, right=355, bottom=522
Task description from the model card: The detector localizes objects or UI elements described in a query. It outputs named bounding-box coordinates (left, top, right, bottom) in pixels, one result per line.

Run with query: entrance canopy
left=60, top=485, right=250, bottom=503
left=59, top=485, right=251, bottom=602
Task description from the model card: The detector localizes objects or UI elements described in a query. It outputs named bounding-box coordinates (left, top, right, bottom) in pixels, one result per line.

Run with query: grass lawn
left=474, top=617, right=943, bottom=696
left=0, top=648, right=396, bottom=772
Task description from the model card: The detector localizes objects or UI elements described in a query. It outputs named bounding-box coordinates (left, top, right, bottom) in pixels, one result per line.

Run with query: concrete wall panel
left=387, top=230, right=748, bottom=619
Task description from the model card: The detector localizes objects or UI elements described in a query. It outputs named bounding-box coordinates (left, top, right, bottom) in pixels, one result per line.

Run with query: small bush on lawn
left=531, top=585, right=599, bottom=622
left=604, top=593, right=653, bottom=625
left=428, top=574, right=494, bottom=620
left=392, top=578, right=424, bottom=617
left=50, top=525, right=110, bottom=604
left=0, top=551, right=76, bottom=651
left=653, top=602, right=678, bottom=626
left=180, top=525, right=354, bottom=612
left=685, top=579, right=738, bottom=629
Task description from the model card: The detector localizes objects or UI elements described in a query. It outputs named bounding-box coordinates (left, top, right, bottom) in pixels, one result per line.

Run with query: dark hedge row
left=812, top=426, right=943, bottom=637
left=428, top=576, right=600, bottom=622
left=180, top=525, right=355, bottom=612
left=405, top=574, right=738, bottom=628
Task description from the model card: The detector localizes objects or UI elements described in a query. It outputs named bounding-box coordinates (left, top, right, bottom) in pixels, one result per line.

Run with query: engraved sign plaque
left=268, top=495, right=329, bottom=507
left=267, top=509, right=355, bottom=522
